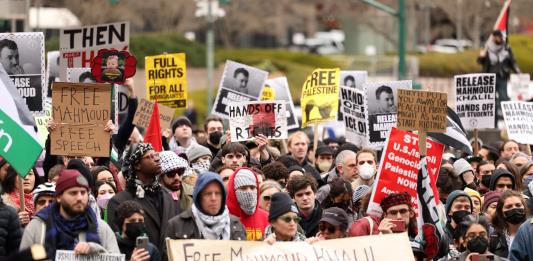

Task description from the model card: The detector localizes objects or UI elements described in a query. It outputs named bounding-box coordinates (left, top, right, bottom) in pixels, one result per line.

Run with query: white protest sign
left=60, top=22, right=130, bottom=81
left=340, top=71, right=367, bottom=90
left=260, top=77, right=299, bottom=130
left=229, top=101, right=287, bottom=142
left=340, top=86, right=368, bottom=147
left=509, top=73, right=531, bottom=101
left=501, top=101, right=533, bottom=145
left=46, top=50, right=60, bottom=98
left=56, top=250, right=125, bottom=261
left=455, top=73, right=496, bottom=129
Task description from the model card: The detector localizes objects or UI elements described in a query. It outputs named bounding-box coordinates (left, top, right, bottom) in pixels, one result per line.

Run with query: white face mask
left=358, top=163, right=375, bottom=180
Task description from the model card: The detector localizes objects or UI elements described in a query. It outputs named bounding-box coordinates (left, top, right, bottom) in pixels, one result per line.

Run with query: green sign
left=0, top=109, right=42, bottom=177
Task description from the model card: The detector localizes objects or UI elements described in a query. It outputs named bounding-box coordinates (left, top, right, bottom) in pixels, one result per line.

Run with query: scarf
left=191, top=204, right=231, bottom=240
left=9, top=190, right=34, bottom=217
left=36, top=202, right=101, bottom=259
left=123, top=143, right=161, bottom=198
left=115, top=232, right=135, bottom=260
left=486, top=40, right=509, bottom=66
left=263, top=225, right=307, bottom=242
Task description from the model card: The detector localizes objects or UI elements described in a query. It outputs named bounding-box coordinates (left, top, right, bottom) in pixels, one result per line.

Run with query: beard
left=61, top=200, right=88, bottom=217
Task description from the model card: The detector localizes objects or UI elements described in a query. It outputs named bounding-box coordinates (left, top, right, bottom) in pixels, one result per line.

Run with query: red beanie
left=380, top=192, right=412, bottom=213
left=55, top=169, right=90, bottom=195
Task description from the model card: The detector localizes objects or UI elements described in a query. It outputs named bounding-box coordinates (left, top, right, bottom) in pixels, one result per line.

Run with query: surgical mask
left=466, top=236, right=489, bottom=253
left=125, top=222, right=146, bottom=239
left=451, top=210, right=470, bottom=224
left=209, top=131, right=223, bottom=145
left=317, top=160, right=332, bottom=172
left=96, top=193, right=114, bottom=209
left=503, top=208, right=526, bottom=225
left=358, top=163, right=375, bottom=180
left=481, top=175, right=492, bottom=188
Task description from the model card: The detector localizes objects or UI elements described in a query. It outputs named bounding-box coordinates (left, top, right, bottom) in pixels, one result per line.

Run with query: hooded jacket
left=489, top=169, right=515, bottom=191
left=227, top=167, right=269, bottom=240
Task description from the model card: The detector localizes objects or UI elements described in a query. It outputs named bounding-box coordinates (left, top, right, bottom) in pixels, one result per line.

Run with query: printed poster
left=509, top=73, right=531, bottom=101
left=260, top=77, right=299, bottom=130
left=46, top=50, right=60, bottom=98
left=454, top=73, right=496, bottom=129
left=339, top=86, right=368, bottom=147
left=300, top=68, right=340, bottom=128
left=145, top=53, right=187, bottom=108
left=501, top=101, right=533, bottom=145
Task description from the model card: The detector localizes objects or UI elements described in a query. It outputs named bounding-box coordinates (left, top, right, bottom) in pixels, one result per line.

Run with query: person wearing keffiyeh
left=107, top=143, right=180, bottom=251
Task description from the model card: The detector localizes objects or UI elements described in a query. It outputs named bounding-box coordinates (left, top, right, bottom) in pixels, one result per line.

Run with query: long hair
left=492, top=190, right=527, bottom=233
left=1, top=166, right=40, bottom=193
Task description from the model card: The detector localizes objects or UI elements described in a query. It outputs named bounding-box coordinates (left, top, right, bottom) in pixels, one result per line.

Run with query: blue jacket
left=509, top=218, right=533, bottom=261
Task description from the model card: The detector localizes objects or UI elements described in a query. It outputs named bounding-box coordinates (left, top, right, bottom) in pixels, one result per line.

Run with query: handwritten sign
left=132, top=98, right=175, bottom=131
left=56, top=250, right=124, bottom=261
left=397, top=89, right=447, bottom=132
left=51, top=82, right=111, bottom=157
left=228, top=101, right=287, bottom=141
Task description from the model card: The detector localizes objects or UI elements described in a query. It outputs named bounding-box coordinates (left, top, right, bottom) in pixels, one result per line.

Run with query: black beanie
left=172, top=116, right=192, bottom=133
left=268, top=192, right=298, bottom=221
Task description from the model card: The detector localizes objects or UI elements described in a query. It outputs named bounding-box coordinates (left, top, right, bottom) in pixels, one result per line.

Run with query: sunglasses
left=319, top=222, right=339, bottom=233
left=279, top=215, right=301, bottom=224
left=165, top=168, right=186, bottom=178
left=387, top=208, right=409, bottom=216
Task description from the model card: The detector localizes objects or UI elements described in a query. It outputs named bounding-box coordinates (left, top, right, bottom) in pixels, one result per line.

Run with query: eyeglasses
left=143, top=152, right=160, bottom=161
left=465, top=232, right=487, bottom=240
left=387, top=208, right=409, bottom=216
left=165, top=168, right=185, bottom=178
left=279, top=215, right=301, bottom=224
left=319, top=222, right=339, bottom=233
left=262, top=195, right=272, bottom=201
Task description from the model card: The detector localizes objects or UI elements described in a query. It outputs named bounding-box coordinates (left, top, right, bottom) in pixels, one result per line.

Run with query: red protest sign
left=367, top=127, right=444, bottom=217
left=90, top=48, right=137, bottom=84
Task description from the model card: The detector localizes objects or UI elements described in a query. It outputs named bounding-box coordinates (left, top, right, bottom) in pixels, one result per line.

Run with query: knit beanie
left=159, top=151, right=189, bottom=174
left=172, top=116, right=192, bottom=133
left=187, top=145, right=212, bottom=163
left=453, top=158, right=473, bottom=177
left=445, top=190, right=473, bottom=216
left=234, top=169, right=256, bottom=189
left=268, top=192, right=298, bottom=221
left=380, top=192, right=411, bottom=213
left=464, top=188, right=482, bottom=206
left=481, top=191, right=502, bottom=213
left=234, top=169, right=258, bottom=215
left=56, top=169, right=90, bottom=195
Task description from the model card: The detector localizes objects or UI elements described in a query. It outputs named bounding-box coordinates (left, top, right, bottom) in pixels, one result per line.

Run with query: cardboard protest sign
left=51, top=82, right=112, bottom=157
left=260, top=77, right=299, bottom=130
left=212, top=60, right=268, bottom=118
left=509, top=73, right=531, bottom=101
left=340, top=86, right=368, bottom=147
left=59, top=22, right=129, bottom=81
left=145, top=53, right=187, bottom=108
left=367, top=127, right=444, bottom=217
left=167, top=233, right=414, bottom=261
left=397, top=89, right=447, bottom=132
left=364, top=80, right=412, bottom=149
left=46, top=51, right=60, bottom=98
left=454, top=73, right=496, bottom=129
left=301, top=68, right=340, bottom=128
left=56, top=250, right=125, bottom=261
left=340, top=70, right=367, bottom=90
left=501, top=101, right=533, bottom=145
left=0, top=32, right=46, bottom=113
left=133, top=98, right=175, bottom=131
left=228, top=101, right=287, bottom=142
left=91, top=49, right=136, bottom=84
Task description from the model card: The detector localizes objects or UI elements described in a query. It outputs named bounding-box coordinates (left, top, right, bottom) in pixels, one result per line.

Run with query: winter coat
left=489, top=230, right=509, bottom=258
left=298, top=200, right=322, bottom=238
left=509, top=218, right=533, bottom=261
left=165, top=208, right=246, bottom=240
left=438, top=251, right=508, bottom=261
left=0, top=202, right=21, bottom=257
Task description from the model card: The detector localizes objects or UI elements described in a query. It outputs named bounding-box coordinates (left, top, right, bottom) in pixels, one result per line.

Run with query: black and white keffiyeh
left=122, top=143, right=161, bottom=198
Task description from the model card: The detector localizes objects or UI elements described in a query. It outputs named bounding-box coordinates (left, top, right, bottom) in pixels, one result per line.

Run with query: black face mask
left=209, top=131, right=223, bottom=145
left=481, top=175, right=492, bottom=188
left=125, top=222, right=146, bottom=239
left=451, top=210, right=470, bottom=224
left=466, top=236, right=489, bottom=254
left=503, top=208, right=526, bottom=225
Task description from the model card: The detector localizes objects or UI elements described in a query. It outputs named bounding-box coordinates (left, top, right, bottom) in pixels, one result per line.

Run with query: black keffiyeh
left=122, top=143, right=161, bottom=198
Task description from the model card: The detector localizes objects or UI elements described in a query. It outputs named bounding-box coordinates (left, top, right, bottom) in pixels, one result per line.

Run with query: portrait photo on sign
left=340, top=71, right=367, bottom=90
left=66, top=68, right=94, bottom=83
left=220, top=60, right=268, bottom=98
left=366, top=84, right=399, bottom=114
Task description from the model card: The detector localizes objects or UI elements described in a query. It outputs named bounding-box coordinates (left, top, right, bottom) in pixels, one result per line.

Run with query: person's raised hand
left=254, top=134, right=268, bottom=151
left=264, top=233, right=276, bottom=245
left=225, top=130, right=231, bottom=144
left=104, top=120, right=116, bottom=133
left=125, top=78, right=136, bottom=98
left=162, top=128, right=172, bottom=139
left=130, top=248, right=150, bottom=261
left=378, top=218, right=394, bottom=234
left=18, top=211, right=30, bottom=226
left=46, top=118, right=57, bottom=132
left=73, top=242, right=91, bottom=255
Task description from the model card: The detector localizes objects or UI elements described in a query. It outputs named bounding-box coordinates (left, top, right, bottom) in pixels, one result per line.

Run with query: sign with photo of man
left=260, top=77, right=299, bottom=130
left=340, top=70, right=367, bottom=90
left=46, top=51, right=60, bottom=98
left=0, top=32, right=46, bottom=113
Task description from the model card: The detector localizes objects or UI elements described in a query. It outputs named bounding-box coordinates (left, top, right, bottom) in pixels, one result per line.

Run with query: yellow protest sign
left=260, top=85, right=276, bottom=101
left=145, top=53, right=187, bottom=108
left=301, top=68, right=340, bottom=128
left=167, top=233, right=415, bottom=261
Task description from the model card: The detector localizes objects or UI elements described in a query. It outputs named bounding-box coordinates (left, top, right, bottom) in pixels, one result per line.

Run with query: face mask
left=96, top=193, right=114, bottom=209
left=125, top=222, right=146, bottom=239
left=358, top=163, right=375, bottom=180
left=192, top=160, right=211, bottom=174
left=503, top=208, right=526, bottom=225
left=209, top=131, right=223, bottom=145
left=523, top=176, right=533, bottom=188
left=451, top=210, right=470, bottom=224
left=466, top=236, right=489, bottom=254
left=236, top=191, right=257, bottom=215
left=481, top=175, right=492, bottom=188
left=317, top=160, right=332, bottom=172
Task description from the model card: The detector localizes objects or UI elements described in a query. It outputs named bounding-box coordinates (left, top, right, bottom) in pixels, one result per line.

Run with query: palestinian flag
left=428, top=107, right=473, bottom=155
left=0, top=64, right=42, bottom=177
left=494, top=0, right=512, bottom=42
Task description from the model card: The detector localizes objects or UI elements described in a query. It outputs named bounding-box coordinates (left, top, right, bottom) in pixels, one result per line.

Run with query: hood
left=489, top=169, right=515, bottom=191
left=226, top=167, right=261, bottom=217
left=193, top=171, right=226, bottom=215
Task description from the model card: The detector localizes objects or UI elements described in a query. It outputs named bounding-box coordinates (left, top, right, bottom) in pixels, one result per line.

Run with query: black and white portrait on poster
left=364, top=80, right=412, bottom=149
left=0, top=32, right=46, bottom=113
left=212, top=60, right=268, bottom=118
left=46, top=51, right=60, bottom=98
left=340, top=71, right=367, bottom=90
left=260, top=77, right=299, bottom=130
left=66, top=68, right=94, bottom=83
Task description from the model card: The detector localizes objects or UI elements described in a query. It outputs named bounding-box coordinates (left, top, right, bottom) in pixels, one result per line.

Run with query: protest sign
left=59, top=22, right=129, bottom=81
left=34, top=100, right=52, bottom=146
left=364, top=80, right=412, bottom=149
left=51, top=82, right=112, bottom=157
left=0, top=32, right=46, bottom=113
left=167, top=233, right=414, bottom=261
left=397, top=89, right=447, bottom=132
left=46, top=51, right=60, bottom=98
left=145, top=53, right=187, bottom=108
left=228, top=101, right=287, bottom=142
left=67, top=68, right=94, bottom=83
left=340, top=86, right=368, bottom=147
left=115, top=84, right=130, bottom=126
left=367, top=127, right=444, bottom=217
left=454, top=73, right=496, bottom=130
left=301, top=68, right=340, bottom=128
left=501, top=101, right=533, bottom=145
left=133, top=98, right=175, bottom=131
left=260, top=77, right=299, bottom=130
left=91, top=49, right=137, bottom=84
left=340, top=70, right=367, bottom=90
left=212, top=60, right=268, bottom=118
left=56, top=250, right=125, bottom=261
left=509, top=73, right=531, bottom=101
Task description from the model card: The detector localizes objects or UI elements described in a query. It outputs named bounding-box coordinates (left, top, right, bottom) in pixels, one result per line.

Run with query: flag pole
left=473, top=128, right=479, bottom=155
left=312, top=124, right=319, bottom=165
left=19, top=177, right=25, bottom=212
left=419, top=131, right=427, bottom=157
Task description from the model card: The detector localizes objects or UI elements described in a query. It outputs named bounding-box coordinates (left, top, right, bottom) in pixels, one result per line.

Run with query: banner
left=454, top=73, right=496, bottom=129
left=301, top=68, right=340, bottom=128
left=501, top=101, right=533, bottom=145
left=51, top=82, right=112, bottom=157
left=0, top=32, right=46, bottom=113
left=509, top=73, right=531, bottom=101
left=167, top=233, right=415, bottom=261
left=133, top=98, right=175, bottom=131
left=228, top=101, right=287, bottom=142
left=145, top=53, right=187, bottom=108
left=397, top=89, right=447, bottom=132
left=46, top=51, right=60, bottom=98
left=364, top=80, right=412, bottom=149
left=367, top=127, right=444, bottom=217
left=56, top=250, right=124, bottom=261
left=340, top=86, right=368, bottom=147
left=60, top=22, right=129, bottom=81
left=260, top=77, right=299, bottom=130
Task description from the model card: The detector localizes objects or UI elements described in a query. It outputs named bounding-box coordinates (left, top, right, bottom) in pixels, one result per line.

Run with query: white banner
left=502, top=101, right=533, bottom=145
left=55, top=250, right=125, bottom=261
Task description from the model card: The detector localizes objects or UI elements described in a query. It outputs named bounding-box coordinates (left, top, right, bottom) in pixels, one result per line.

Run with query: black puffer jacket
left=0, top=201, right=22, bottom=257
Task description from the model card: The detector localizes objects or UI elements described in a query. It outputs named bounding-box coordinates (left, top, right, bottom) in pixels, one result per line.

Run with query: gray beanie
left=187, top=145, right=212, bottom=163
left=452, top=158, right=473, bottom=177
left=233, top=168, right=257, bottom=189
